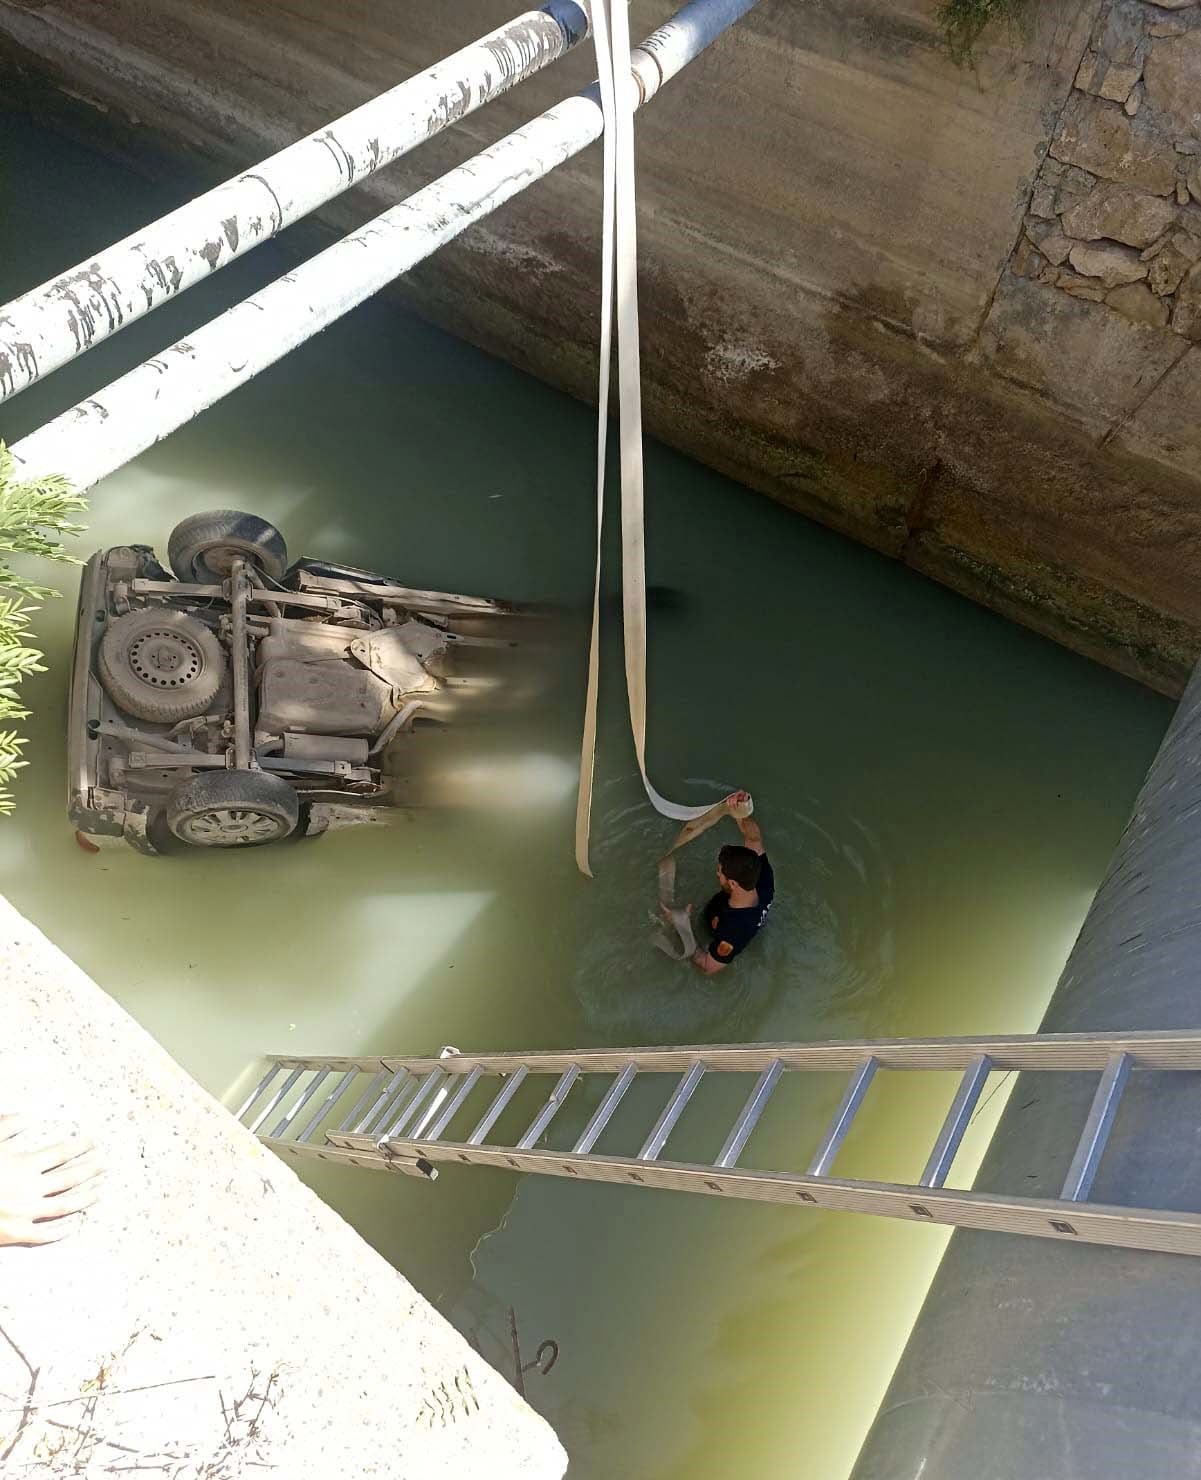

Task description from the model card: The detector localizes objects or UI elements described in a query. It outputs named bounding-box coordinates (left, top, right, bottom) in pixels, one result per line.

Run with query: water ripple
left=570, top=776, right=897, bottom=1046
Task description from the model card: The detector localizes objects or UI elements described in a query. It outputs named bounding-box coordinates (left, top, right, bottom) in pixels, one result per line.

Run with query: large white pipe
left=0, top=2, right=589, bottom=404
left=12, top=0, right=761, bottom=494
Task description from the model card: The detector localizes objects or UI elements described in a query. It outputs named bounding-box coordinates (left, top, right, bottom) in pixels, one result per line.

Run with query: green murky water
left=0, top=112, right=1173, bottom=1478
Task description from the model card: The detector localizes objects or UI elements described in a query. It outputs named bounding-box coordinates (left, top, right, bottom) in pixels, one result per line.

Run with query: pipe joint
left=543, top=0, right=590, bottom=46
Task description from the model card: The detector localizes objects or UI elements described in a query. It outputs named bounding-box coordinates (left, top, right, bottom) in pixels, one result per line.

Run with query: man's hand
left=725, top=790, right=753, bottom=819
left=726, top=791, right=765, bottom=854
left=0, top=1117, right=103, bottom=1247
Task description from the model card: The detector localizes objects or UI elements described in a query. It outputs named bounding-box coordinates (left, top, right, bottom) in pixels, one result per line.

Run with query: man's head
left=717, top=844, right=762, bottom=894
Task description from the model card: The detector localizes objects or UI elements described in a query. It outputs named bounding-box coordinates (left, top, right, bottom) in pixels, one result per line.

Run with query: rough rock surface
left=1051, top=94, right=1178, bottom=194
left=0, top=896, right=567, bottom=1479
left=1069, top=239, right=1149, bottom=283
left=1147, top=228, right=1201, bottom=292
left=1143, top=31, right=1201, bottom=137
left=1061, top=183, right=1177, bottom=245
left=1170, top=260, right=1201, bottom=337
left=1019, top=1, right=1201, bottom=358
left=1106, top=279, right=1170, bottom=324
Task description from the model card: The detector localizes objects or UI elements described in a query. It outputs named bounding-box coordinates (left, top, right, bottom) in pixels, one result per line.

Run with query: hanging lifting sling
left=574, top=0, right=752, bottom=958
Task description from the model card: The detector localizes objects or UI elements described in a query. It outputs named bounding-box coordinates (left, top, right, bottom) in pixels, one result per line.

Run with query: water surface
left=0, top=113, right=1173, bottom=1479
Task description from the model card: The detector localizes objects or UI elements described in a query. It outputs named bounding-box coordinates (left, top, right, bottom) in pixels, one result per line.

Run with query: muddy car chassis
left=69, top=510, right=525, bottom=852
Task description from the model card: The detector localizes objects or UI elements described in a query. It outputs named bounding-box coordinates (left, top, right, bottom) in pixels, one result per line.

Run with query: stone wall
left=2, top=0, right=1201, bottom=692
left=1015, top=1, right=1201, bottom=334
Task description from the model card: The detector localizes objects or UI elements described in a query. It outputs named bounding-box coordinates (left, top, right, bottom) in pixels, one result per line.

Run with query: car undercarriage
left=68, top=509, right=535, bottom=852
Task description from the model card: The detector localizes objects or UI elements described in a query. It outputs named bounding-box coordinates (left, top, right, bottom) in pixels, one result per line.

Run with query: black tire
left=165, top=769, right=299, bottom=848
left=98, top=607, right=226, bottom=724
left=167, top=509, right=288, bottom=584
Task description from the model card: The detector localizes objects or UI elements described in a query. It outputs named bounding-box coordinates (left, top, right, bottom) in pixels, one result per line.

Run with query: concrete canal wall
left=3, top=0, right=1201, bottom=692
left=851, top=658, right=1201, bottom=1479
left=0, top=894, right=566, bottom=1477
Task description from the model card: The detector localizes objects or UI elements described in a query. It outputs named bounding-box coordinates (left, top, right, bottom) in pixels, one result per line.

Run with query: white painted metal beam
left=10, top=0, right=763, bottom=492
left=0, top=2, right=589, bottom=403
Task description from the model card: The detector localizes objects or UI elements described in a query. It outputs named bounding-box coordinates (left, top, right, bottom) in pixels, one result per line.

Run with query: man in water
left=687, top=792, right=774, bottom=975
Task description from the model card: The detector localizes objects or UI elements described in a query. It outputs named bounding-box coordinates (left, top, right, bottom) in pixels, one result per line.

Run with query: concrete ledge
left=0, top=894, right=566, bottom=1477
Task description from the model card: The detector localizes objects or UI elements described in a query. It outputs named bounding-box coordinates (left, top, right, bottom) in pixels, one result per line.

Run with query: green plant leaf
left=0, top=441, right=88, bottom=816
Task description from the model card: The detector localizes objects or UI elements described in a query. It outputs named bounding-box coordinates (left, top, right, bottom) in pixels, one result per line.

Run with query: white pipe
left=0, top=2, right=589, bottom=404
left=11, top=0, right=761, bottom=493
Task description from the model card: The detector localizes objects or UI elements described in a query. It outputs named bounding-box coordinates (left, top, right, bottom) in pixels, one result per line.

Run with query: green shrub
left=0, top=442, right=86, bottom=813
left=939, top=0, right=1034, bottom=63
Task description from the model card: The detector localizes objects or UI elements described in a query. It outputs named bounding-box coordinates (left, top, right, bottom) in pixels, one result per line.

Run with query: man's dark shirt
left=701, top=855, right=775, bottom=963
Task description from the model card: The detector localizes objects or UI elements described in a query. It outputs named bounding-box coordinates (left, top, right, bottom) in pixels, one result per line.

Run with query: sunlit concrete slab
left=0, top=893, right=566, bottom=1477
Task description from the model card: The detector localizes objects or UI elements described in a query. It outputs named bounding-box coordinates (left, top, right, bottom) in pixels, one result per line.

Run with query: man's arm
left=728, top=791, right=765, bottom=855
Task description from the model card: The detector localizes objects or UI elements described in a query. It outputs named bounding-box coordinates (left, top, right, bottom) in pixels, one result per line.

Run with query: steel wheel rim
left=128, top=628, right=205, bottom=689
left=179, top=807, right=286, bottom=845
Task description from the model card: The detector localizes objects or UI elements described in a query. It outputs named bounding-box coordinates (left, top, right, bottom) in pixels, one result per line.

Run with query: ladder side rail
left=919, top=1054, right=992, bottom=1189
left=370, top=1030, right=1201, bottom=1078
left=274, top=1056, right=387, bottom=1073
left=1061, top=1052, right=1132, bottom=1202
left=366, top=1138, right=1201, bottom=1258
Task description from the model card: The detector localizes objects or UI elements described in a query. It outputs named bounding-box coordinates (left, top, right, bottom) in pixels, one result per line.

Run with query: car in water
left=68, top=509, right=532, bottom=852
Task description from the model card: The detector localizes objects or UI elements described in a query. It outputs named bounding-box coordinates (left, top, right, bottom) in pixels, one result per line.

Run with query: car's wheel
left=165, top=769, right=299, bottom=848
left=98, top=607, right=226, bottom=724
left=167, top=509, right=288, bottom=584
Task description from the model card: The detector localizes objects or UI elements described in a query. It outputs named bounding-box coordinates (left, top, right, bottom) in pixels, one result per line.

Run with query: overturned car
left=69, top=509, right=531, bottom=852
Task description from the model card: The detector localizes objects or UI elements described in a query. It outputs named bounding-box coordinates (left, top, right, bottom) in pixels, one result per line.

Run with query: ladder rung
left=919, top=1054, right=992, bottom=1189
left=388, top=1070, right=447, bottom=1138
left=338, top=1069, right=389, bottom=1134
left=359, top=1069, right=413, bottom=1135
left=807, top=1057, right=878, bottom=1177
left=1061, top=1052, right=1131, bottom=1202
left=714, top=1059, right=783, bottom=1169
left=272, top=1069, right=330, bottom=1139
left=236, top=1061, right=281, bottom=1123
left=424, top=1066, right=484, bottom=1141
left=467, top=1066, right=529, bottom=1145
left=573, top=1064, right=637, bottom=1154
left=298, top=1068, right=359, bottom=1144
left=249, top=1066, right=303, bottom=1135
left=640, top=1062, right=705, bottom=1161
left=517, top=1066, right=581, bottom=1150
left=409, top=1072, right=458, bottom=1140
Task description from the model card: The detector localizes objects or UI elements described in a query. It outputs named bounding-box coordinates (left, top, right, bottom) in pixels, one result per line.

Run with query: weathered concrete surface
left=0, top=894, right=566, bottom=1476
left=3, top=0, right=1201, bottom=691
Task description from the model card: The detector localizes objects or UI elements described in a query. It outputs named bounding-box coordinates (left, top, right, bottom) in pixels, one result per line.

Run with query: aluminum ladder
left=233, top=1030, right=1201, bottom=1257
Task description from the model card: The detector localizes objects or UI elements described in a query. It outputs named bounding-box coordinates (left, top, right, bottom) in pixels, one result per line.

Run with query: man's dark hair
left=718, top=844, right=762, bottom=891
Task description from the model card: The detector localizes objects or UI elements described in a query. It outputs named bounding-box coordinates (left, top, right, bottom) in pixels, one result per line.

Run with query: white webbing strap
left=575, top=0, right=720, bottom=878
